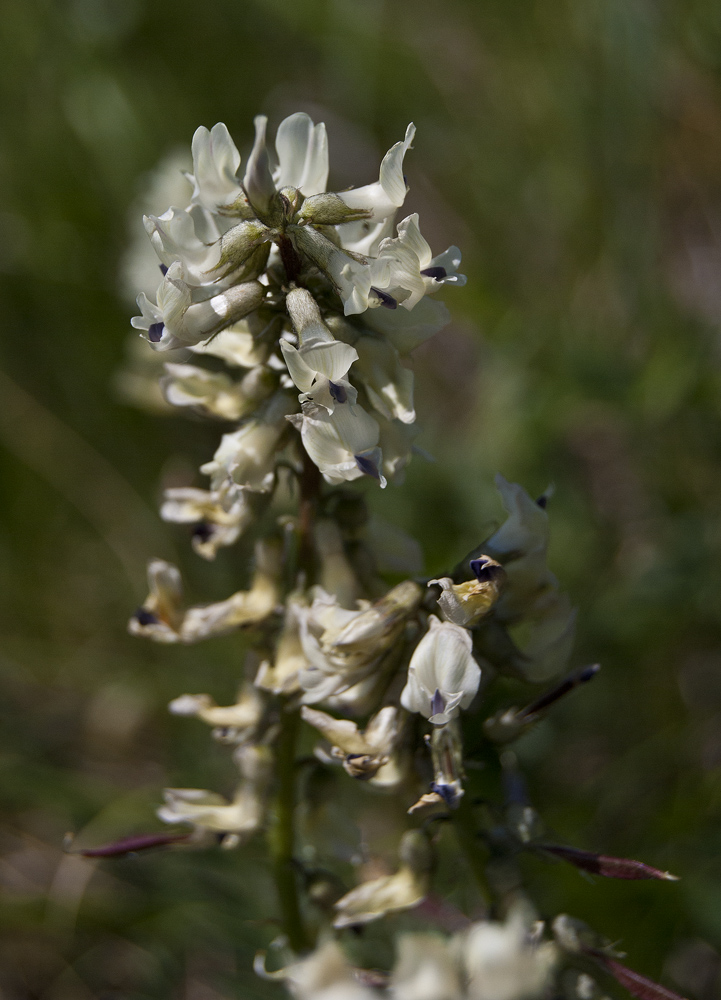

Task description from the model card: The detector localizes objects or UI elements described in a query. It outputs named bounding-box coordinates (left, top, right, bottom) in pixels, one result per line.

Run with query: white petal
left=339, top=123, right=415, bottom=219
left=274, top=112, right=329, bottom=195
left=190, top=123, right=245, bottom=213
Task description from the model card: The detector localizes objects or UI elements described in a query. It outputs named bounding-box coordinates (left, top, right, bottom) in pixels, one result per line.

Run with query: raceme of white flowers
left=116, top=109, right=621, bottom=1000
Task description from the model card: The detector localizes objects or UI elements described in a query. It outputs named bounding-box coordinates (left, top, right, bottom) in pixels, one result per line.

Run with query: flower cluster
left=131, top=112, right=464, bottom=504
left=275, top=908, right=557, bottom=1000
left=111, top=109, right=680, bottom=1000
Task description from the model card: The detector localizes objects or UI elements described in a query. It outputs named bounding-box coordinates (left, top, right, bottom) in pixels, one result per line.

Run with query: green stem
left=268, top=700, right=311, bottom=953
left=452, top=793, right=492, bottom=909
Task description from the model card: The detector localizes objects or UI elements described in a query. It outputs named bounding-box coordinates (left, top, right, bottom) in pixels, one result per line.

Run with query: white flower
left=288, top=400, right=386, bottom=487
left=160, top=486, right=254, bottom=559
left=157, top=786, right=262, bottom=835
left=390, top=910, right=557, bottom=1000
left=333, top=830, right=431, bottom=928
left=377, top=214, right=466, bottom=310
left=158, top=744, right=272, bottom=846
left=169, top=683, right=264, bottom=743
left=161, top=362, right=274, bottom=421
left=392, top=934, right=461, bottom=1000
left=337, top=123, right=416, bottom=257
left=287, top=223, right=384, bottom=316
left=128, top=540, right=281, bottom=644
left=190, top=317, right=273, bottom=368
left=273, top=112, right=329, bottom=196
left=201, top=391, right=296, bottom=492
left=280, top=941, right=377, bottom=1000
left=297, top=581, right=422, bottom=703
left=145, top=207, right=270, bottom=284
left=401, top=616, right=481, bottom=724
left=254, top=595, right=307, bottom=695
left=188, top=122, right=250, bottom=216
left=132, top=262, right=265, bottom=350
left=462, top=907, right=557, bottom=1000
left=281, top=288, right=359, bottom=412
left=353, top=336, right=414, bottom=424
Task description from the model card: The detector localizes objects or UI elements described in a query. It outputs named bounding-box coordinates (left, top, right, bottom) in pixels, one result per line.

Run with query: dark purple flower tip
left=469, top=556, right=503, bottom=583
left=74, top=831, right=191, bottom=858
left=355, top=453, right=381, bottom=480
left=588, top=954, right=688, bottom=1000
left=134, top=607, right=158, bottom=626
left=540, top=844, right=678, bottom=881
left=159, top=264, right=169, bottom=276
left=518, top=663, right=601, bottom=719
left=148, top=322, right=164, bottom=342
left=370, top=287, right=398, bottom=309
left=431, top=688, right=446, bottom=717
left=192, top=521, right=214, bottom=543
left=329, top=381, right=347, bottom=403
left=430, top=781, right=461, bottom=808
left=421, top=265, right=447, bottom=280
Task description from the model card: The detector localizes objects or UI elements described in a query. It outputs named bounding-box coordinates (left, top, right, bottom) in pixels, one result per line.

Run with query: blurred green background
left=3, top=0, right=721, bottom=996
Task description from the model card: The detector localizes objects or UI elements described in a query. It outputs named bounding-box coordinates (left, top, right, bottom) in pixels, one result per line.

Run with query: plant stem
left=452, top=793, right=492, bottom=909
left=268, top=699, right=311, bottom=953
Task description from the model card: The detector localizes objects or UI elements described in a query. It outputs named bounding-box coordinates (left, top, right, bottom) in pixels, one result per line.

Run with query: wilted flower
left=400, top=616, right=481, bottom=724
left=409, top=719, right=466, bottom=814
left=129, top=539, right=281, bottom=643
left=430, top=555, right=505, bottom=628
left=301, top=704, right=400, bottom=780
left=333, top=830, right=432, bottom=928
left=298, top=581, right=422, bottom=703
left=158, top=744, right=272, bottom=847
left=169, top=683, right=264, bottom=744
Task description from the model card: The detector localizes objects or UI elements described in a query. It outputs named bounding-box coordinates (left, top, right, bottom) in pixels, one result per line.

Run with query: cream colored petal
left=333, top=866, right=425, bottom=928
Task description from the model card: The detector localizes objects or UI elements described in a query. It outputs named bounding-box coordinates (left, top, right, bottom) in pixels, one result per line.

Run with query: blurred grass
left=3, top=0, right=721, bottom=996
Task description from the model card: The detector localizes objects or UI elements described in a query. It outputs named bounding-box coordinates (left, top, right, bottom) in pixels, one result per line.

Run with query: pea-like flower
left=430, top=555, right=505, bottom=628
left=157, top=744, right=272, bottom=848
left=128, top=540, right=281, bottom=643
left=288, top=400, right=385, bottom=487
left=160, top=486, right=254, bottom=559
left=281, top=287, right=358, bottom=413
left=169, top=684, right=264, bottom=745
left=201, top=391, right=297, bottom=493
left=132, top=262, right=265, bottom=351
left=301, top=705, right=400, bottom=780
left=297, top=581, right=422, bottom=703
left=333, top=830, right=432, bottom=928
left=400, top=616, right=481, bottom=724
